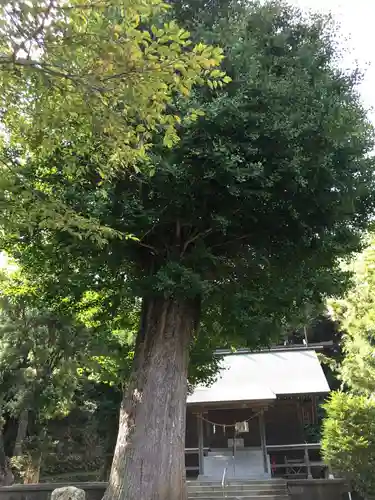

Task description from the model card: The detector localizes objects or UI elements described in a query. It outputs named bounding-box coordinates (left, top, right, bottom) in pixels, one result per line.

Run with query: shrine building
left=184, top=346, right=330, bottom=480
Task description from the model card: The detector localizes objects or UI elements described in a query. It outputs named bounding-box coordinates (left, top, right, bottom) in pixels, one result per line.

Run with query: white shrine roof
left=187, top=348, right=330, bottom=405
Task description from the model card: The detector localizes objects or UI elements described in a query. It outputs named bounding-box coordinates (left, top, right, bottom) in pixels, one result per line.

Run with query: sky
left=287, top=0, right=375, bottom=123
left=0, top=252, right=17, bottom=272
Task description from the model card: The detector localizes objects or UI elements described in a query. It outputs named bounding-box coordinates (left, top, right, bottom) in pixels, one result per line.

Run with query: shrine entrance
left=195, top=407, right=270, bottom=479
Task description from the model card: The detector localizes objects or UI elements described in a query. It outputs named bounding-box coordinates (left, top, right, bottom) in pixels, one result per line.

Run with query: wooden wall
left=185, top=410, right=198, bottom=448
left=264, top=399, right=305, bottom=445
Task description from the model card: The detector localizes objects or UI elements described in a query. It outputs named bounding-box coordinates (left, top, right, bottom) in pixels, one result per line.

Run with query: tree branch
left=137, top=241, right=159, bottom=255
left=181, top=228, right=212, bottom=256
left=210, top=233, right=252, bottom=250
left=0, top=56, right=80, bottom=80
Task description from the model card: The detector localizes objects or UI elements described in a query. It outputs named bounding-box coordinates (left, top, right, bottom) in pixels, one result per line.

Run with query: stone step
left=188, top=480, right=286, bottom=486
left=188, top=496, right=289, bottom=500
left=189, top=493, right=287, bottom=498
left=188, top=484, right=286, bottom=490
left=188, top=485, right=287, bottom=491
left=187, top=479, right=288, bottom=500
left=189, top=490, right=287, bottom=496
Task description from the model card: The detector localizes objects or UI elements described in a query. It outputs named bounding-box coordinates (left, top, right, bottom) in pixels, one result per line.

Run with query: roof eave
left=186, top=398, right=276, bottom=409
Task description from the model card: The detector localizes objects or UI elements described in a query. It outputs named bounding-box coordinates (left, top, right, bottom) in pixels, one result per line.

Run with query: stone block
left=51, top=487, right=86, bottom=500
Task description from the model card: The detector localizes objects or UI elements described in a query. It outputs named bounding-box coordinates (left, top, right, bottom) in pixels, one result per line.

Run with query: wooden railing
left=184, top=444, right=330, bottom=478
left=221, top=466, right=228, bottom=498
left=266, top=443, right=328, bottom=479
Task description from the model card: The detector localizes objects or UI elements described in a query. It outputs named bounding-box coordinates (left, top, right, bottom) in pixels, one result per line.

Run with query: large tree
left=1, top=1, right=375, bottom=499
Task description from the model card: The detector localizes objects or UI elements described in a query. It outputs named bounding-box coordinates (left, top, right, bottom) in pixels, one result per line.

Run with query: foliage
left=0, top=273, right=91, bottom=423
left=0, top=269, right=132, bottom=480
left=322, top=392, right=375, bottom=496
left=0, top=0, right=226, bottom=242
left=303, top=403, right=325, bottom=442
left=327, top=236, right=375, bottom=393
left=0, top=273, right=89, bottom=479
left=0, top=0, right=225, bottom=171
left=322, top=236, right=375, bottom=495
left=0, top=262, right=227, bottom=443
left=0, top=262, right=106, bottom=468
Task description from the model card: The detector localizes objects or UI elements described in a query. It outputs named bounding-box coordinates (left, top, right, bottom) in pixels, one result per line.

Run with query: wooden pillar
left=259, top=409, right=269, bottom=474
left=312, top=395, right=317, bottom=425
left=327, top=464, right=334, bottom=479
left=197, top=412, right=204, bottom=476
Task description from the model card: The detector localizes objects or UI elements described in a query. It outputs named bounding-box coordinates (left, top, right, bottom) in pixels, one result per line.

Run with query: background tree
left=327, top=237, right=375, bottom=393
left=1, top=1, right=375, bottom=499
left=0, top=272, right=97, bottom=483
left=322, top=236, right=375, bottom=496
left=323, top=392, right=375, bottom=497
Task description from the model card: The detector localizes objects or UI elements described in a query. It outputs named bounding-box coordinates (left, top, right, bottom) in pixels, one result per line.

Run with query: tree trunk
left=23, top=451, right=41, bottom=484
left=13, top=409, right=29, bottom=457
left=0, top=428, right=13, bottom=486
left=104, top=297, right=199, bottom=500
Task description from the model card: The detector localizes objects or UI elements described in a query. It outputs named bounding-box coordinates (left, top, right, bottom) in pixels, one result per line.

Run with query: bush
left=322, top=392, right=375, bottom=496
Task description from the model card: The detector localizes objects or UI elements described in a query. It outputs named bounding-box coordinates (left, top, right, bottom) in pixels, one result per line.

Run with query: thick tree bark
left=0, top=428, right=13, bottom=486
left=104, top=297, right=199, bottom=500
left=13, top=409, right=29, bottom=457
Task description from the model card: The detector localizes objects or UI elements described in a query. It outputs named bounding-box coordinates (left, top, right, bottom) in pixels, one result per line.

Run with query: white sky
left=0, top=252, right=18, bottom=272
left=287, top=0, right=375, bottom=123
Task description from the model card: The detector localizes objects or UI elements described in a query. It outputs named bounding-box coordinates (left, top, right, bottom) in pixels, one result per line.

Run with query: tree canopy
left=3, top=1, right=374, bottom=340
left=0, top=0, right=226, bottom=165
left=1, top=1, right=375, bottom=499
left=0, top=0, right=226, bottom=241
